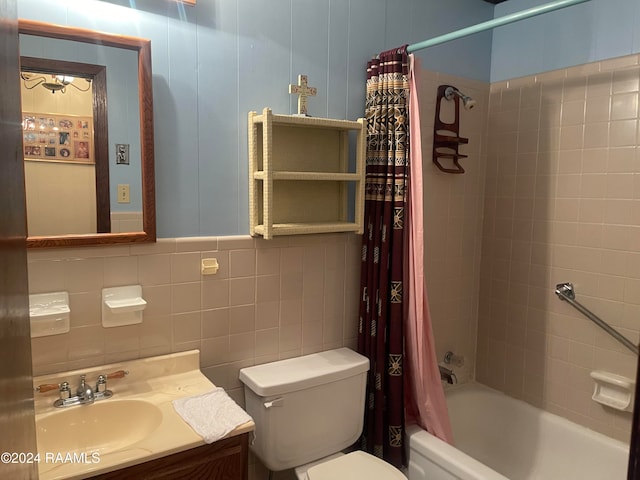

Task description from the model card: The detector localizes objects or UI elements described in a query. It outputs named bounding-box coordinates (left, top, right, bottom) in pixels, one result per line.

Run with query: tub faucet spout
left=439, top=365, right=457, bottom=384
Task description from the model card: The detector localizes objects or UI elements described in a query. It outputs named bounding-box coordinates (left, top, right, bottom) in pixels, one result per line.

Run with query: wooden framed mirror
left=19, top=20, right=155, bottom=248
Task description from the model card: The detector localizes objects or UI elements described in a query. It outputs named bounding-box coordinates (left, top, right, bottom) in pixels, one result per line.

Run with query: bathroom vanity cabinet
left=248, top=107, right=365, bottom=239
left=91, top=433, right=249, bottom=480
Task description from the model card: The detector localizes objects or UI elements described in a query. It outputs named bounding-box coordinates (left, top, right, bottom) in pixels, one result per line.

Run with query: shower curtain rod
left=407, top=0, right=591, bottom=53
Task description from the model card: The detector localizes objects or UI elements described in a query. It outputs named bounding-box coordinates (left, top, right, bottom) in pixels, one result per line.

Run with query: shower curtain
left=404, top=55, right=453, bottom=444
left=357, top=46, right=409, bottom=468
left=358, top=49, right=453, bottom=468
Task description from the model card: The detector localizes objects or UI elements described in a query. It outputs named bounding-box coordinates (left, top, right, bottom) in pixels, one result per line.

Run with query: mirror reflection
left=18, top=20, right=155, bottom=248
left=21, top=58, right=109, bottom=236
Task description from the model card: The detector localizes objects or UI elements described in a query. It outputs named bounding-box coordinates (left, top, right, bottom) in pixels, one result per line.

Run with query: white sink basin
left=33, top=350, right=254, bottom=479
left=36, top=399, right=162, bottom=454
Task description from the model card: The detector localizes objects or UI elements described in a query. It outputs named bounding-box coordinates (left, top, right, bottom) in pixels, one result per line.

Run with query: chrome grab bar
left=555, top=283, right=638, bottom=356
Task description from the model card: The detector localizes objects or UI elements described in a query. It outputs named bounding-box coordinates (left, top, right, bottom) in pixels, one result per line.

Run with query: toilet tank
left=239, top=348, right=369, bottom=472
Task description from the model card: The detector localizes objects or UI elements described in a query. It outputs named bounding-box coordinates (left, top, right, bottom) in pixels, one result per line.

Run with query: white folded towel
left=172, top=387, right=253, bottom=443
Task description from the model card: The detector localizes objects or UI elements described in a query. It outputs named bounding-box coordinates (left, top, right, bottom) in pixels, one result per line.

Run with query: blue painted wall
left=18, top=0, right=494, bottom=237
left=491, top=0, right=640, bottom=82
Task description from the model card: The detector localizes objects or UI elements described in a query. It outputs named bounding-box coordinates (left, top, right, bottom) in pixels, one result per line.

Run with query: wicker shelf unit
left=248, top=108, right=365, bottom=239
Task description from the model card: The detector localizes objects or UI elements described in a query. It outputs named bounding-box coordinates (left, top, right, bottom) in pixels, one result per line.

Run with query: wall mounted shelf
left=433, top=84, right=469, bottom=174
left=248, top=108, right=365, bottom=239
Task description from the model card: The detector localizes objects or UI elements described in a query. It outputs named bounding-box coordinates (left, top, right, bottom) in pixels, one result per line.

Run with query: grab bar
left=554, top=283, right=638, bottom=356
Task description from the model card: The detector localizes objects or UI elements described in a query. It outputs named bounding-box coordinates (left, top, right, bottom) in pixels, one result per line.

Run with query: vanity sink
left=33, top=351, right=254, bottom=479
left=36, top=399, right=162, bottom=454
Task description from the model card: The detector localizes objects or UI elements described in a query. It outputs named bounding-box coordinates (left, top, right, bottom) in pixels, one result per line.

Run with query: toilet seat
left=306, top=451, right=406, bottom=480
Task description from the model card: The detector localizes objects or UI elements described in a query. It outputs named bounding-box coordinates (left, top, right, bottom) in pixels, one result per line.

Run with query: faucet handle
left=59, top=382, right=71, bottom=399
left=35, top=383, right=59, bottom=393
left=105, top=370, right=129, bottom=379
left=35, top=382, right=71, bottom=398
left=444, top=351, right=465, bottom=367
left=96, top=375, right=107, bottom=393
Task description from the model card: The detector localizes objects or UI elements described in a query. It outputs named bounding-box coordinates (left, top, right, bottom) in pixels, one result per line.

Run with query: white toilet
left=239, top=348, right=407, bottom=480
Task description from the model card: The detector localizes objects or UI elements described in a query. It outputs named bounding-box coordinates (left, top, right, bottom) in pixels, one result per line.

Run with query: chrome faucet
left=76, top=375, right=95, bottom=405
left=439, top=365, right=457, bottom=385
left=35, top=370, right=128, bottom=408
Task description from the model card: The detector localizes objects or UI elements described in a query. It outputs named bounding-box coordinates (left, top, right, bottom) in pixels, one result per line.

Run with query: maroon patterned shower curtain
left=357, top=46, right=409, bottom=469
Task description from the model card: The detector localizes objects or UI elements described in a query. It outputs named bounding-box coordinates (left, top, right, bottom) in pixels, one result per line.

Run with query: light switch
left=117, top=184, right=130, bottom=203
left=116, top=144, right=130, bottom=165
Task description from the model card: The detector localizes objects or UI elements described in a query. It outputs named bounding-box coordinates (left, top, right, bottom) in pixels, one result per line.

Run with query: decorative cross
left=288, top=74, right=317, bottom=116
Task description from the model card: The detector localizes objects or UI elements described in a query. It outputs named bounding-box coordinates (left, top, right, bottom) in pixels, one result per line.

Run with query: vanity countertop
left=32, top=350, right=254, bottom=480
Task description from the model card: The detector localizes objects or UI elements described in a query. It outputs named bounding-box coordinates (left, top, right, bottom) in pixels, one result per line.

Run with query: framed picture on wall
left=22, top=111, right=94, bottom=164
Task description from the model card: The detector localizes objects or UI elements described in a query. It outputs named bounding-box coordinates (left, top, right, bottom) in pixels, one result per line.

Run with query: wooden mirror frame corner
left=19, top=19, right=156, bottom=248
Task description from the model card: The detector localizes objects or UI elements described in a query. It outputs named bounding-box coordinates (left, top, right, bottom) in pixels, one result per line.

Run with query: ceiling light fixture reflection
left=20, top=72, right=92, bottom=94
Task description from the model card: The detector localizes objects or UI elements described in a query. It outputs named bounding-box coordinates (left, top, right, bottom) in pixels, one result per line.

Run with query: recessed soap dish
left=590, top=370, right=635, bottom=412
left=29, top=291, right=70, bottom=338
left=104, top=296, right=147, bottom=313
left=102, top=285, right=146, bottom=328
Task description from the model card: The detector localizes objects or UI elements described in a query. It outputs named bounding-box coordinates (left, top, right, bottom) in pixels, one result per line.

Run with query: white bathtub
left=406, top=382, right=629, bottom=480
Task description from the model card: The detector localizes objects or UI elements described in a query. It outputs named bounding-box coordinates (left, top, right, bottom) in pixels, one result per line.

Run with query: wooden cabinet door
left=92, top=434, right=248, bottom=480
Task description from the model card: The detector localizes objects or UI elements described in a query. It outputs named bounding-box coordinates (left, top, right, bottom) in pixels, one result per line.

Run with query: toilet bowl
left=239, top=348, right=406, bottom=480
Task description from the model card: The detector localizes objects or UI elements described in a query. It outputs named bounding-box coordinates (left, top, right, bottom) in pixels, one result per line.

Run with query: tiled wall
left=28, top=233, right=361, bottom=402
left=478, top=54, right=640, bottom=442
left=110, top=212, right=143, bottom=233
left=416, top=63, right=489, bottom=383
left=29, top=233, right=360, bottom=480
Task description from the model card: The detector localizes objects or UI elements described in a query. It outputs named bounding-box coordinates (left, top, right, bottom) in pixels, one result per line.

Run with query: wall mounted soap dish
left=29, top=291, right=70, bottom=338
left=590, top=370, right=635, bottom=412
left=102, top=285, right=146, bottom=327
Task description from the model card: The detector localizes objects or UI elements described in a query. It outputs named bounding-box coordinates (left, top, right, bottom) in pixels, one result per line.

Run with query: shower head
left=444, top=86, right=476, bottom=110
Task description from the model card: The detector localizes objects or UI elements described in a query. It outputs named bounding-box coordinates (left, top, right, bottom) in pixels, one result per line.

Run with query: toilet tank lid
left=239, top=348, right=369, bottom=397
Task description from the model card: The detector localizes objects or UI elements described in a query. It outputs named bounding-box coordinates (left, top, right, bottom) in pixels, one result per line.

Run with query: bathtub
left=406, top=382, right=629, bottom=480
